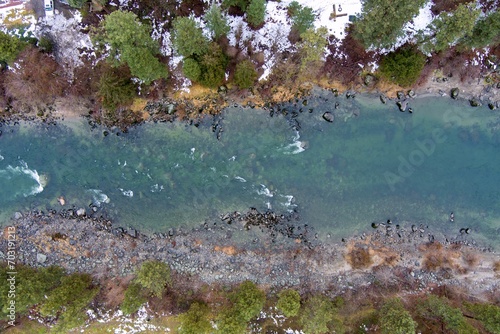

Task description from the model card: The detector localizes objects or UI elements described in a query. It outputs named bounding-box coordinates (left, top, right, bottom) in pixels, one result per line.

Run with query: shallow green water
left=0, top=93, right=499, bottom=246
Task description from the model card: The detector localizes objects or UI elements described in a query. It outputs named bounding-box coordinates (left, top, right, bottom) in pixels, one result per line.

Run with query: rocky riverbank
left=1, top=208, right=498, bottom=297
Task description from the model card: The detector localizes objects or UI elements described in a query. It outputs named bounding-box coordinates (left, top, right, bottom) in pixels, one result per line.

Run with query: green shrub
left=183, top=58, right=202, bottom=82
left=135, top=260, right=172, bottom=298
left=121, top=283, right=147, bottom=315
left=37, top=35, right=54, bottom=53
left=234, top=59, right=257, bottom=89
left=230, top=280, right=265, bottom=321
left=379, top=47, right=426, bottom=87
left=379, top=298, right=416, bottom=334
left=179, top=302, right=212, bottom=334
left=277, top=289, right=301, bottom=317
left=246, top=0, right=266, bottom=28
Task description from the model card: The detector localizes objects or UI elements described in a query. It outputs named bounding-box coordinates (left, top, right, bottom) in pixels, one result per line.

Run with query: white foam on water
left=280, top=194, right=297, bottom=212
left=234, top=176, right=247, bottom=182
left=0, top=154, right=4, bottom=161
left=87, top=189, right=111, bottom=206
left=228, top=155, right=236, bottom=161
left=256, top=184, right=274, bottom=197
left=0, top=162, right=45, bottom=197
left=119, top=188, right=134, bottom=197
left=151, top=184, right=164, bottom=193
left=283, top=131, right=306, bottom=155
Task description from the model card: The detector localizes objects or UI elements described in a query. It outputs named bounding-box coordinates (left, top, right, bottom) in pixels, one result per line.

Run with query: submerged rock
left=397, top=100, right=408, bottom=112
left=469, top=98, right=482, bottom=107
left=322, top=112, right=334, bottom=123
left=380, top=95, right=387, bottom=104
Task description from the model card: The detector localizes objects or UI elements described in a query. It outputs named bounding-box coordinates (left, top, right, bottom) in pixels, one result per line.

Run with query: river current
left=1, top=91, right=499, bottom=247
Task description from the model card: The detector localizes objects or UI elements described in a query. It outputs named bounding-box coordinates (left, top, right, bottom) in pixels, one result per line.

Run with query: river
left=1, top=91, right=499, bottom=247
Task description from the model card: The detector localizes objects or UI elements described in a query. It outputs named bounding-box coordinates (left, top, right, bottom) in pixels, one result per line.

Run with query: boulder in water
left=451, top=87, right=459, bottom=99
left=469, top=98, right=482, bottom=107
left=322, top=112, right=334, bottom=123
left=397, top=100, right=407, bottom=112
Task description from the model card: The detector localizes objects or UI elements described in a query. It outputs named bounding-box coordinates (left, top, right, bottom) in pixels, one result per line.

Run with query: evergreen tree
left=179, top=302, right=212, bottom=334
left=379, top=298, right=416, bottom=334
left=0, top=31, right=27, bottom=65
left=205, top=4, right=230, bottom=40
left=230, top=280, right=265, bottom=321
left=421, top=3, right=480, bottom=53
left=95, top=10, right=167, bottom=84
left=222, top=0, right=250, bottom=12
left=135, top=260, right=172, bottom=298
left=246, top=0, right=266, bottom=28
left=68, top=0, right=87, bottom=8
left=199, top=43, right=228, bottom=88
left=298, top=26, right=328, bottom=71
left=354, top=0, right=427, bottom=49
left=234, top=59, right=257, bottom=89
left=461, top=11, right=500, bottom=48
left=216, top=308, right=247, bottom=334
left=121, top=283, right=147, bottom=315
left=98, top=65, right=136, bottom=111
left=287, top=1, right=316, bottom=35
left=183, top=57, right=202, bottom=82
left=40, top=273, right=99, bottom=332
left=172, top=16, right=209, bottom=58
left=418, top=295, right=478, bottom=334
left=300, top=294, right=335, bottom=334
left=464, top=302, right=500, bottom=334
left=379, top=46, right=426, bottom=87
left=276, top=289, right=301, bottom=317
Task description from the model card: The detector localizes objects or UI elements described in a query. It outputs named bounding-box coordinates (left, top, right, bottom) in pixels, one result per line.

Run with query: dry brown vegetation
left=324, top=31, right=377, bottom=87
left=430, top=0, right=470, bottom=15
left=346, top=244, right=373, bottom=269
left=420, top=242, right=482, bottom=275
left=416, top=47, right=482, bottom=86
left=4, top=46, right=66, bottom=111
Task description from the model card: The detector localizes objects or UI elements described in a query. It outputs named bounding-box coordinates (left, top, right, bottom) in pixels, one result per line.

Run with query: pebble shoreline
left=1, top=208, right=498, bottom=297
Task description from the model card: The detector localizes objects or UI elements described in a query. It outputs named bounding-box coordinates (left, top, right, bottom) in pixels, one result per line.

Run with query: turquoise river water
left=0, top=92, right=499, bottom=247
